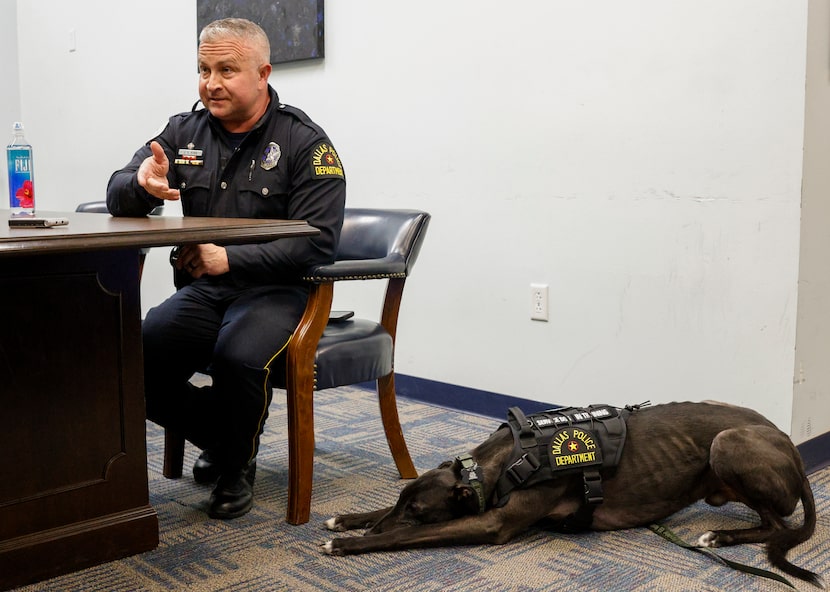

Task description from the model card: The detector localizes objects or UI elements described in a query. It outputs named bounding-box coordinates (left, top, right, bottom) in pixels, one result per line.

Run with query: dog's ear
left=452, top=484, right=480, bottom=515
left=437, top=460, right=453, bottom=469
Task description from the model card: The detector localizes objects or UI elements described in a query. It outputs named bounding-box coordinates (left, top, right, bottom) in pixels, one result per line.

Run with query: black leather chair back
left=333, top=208, right=430, bottom=276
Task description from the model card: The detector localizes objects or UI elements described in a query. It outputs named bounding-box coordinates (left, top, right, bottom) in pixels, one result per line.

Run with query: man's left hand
left=175, top=244, right=229, bottom=278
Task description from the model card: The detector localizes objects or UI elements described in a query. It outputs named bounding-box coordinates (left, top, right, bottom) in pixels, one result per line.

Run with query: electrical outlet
left=530, top=283, right=549, bottom=321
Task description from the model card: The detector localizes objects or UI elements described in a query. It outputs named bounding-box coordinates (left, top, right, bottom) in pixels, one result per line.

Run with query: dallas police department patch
left=549, top=427, right=603, bottom=470
left=261, top=142, right=281, bottom=171
left=310, top=143, right=344, bottom=179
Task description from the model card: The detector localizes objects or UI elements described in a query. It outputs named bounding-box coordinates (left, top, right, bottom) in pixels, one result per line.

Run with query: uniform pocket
left=241, top=166, right=291, bottom=218
left=237, top=186, right=290, bottom=218
left=175, top=165, right=213, bottom=215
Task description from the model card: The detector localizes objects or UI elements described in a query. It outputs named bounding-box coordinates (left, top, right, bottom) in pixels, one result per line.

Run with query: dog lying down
left=322, top=401, right=823, bottom=588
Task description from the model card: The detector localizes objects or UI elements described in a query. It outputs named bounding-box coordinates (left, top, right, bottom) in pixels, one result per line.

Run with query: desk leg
left=0, top=249, right=158, bottom=590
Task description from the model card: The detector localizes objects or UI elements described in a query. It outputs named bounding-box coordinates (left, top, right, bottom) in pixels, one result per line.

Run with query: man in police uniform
left=107, top=18, right=346, bottom=519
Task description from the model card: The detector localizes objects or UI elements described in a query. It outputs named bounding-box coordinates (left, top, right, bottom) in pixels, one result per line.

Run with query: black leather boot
left=207, top=461, right=256, bottom=519
left=193, top=450, right=222, bottom=484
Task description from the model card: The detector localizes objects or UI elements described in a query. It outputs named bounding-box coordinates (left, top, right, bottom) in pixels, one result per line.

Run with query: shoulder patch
left=310, top=143, right=345, bottom=179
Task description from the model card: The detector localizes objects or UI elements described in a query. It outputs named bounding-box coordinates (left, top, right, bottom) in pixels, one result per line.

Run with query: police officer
left=107, top=18, right=346, bottom=519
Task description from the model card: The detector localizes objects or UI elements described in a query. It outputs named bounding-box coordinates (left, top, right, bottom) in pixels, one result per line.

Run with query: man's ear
left=259, top=63, right=272, bottom=83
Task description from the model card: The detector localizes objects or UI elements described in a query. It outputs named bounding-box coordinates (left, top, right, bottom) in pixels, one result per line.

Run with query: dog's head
left=367, top=458, right=482, bottom=534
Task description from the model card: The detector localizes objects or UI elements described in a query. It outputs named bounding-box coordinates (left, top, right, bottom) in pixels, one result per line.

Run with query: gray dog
left=323, top=401, right=822, bottom=588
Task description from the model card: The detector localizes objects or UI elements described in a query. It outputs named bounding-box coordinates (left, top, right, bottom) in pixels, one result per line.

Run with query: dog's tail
left=766, top=476, right=824, bottom=588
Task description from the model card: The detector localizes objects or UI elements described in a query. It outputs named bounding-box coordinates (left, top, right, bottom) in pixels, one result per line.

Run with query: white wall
left=9, top=1, right=814, bottom=438
left=0, top=0, right=21, bottom=207
left=793, top=0, right=830, bottom=444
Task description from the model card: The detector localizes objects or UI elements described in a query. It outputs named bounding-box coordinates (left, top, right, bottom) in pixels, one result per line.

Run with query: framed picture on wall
left=197, top=0, right=324, bottom=65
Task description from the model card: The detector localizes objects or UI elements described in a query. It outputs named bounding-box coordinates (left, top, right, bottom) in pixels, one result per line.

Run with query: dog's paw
left=324, top=517, right=346, bottom=532
left=696, top=531, right=720, bottom=548
left=320, top=540, right=345, bottom=556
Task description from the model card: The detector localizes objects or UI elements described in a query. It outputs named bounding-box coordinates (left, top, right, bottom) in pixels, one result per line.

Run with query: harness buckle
left=583, top=469, right=604, bottom=505
left=506, top=452, right=541, bottom=486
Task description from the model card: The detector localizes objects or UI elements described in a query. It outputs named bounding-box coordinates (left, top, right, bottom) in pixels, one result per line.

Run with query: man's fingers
left=138, top=142, right=180, bottom=200
left=144, top=176, right=181, bottom=200
left=149, top=141, right=168, bottom=165
left=157, top=188, right=181, bottom=201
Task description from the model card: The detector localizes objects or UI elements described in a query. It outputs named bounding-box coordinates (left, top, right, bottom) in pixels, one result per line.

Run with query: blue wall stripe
left=361, top=374, right=830, bottom=475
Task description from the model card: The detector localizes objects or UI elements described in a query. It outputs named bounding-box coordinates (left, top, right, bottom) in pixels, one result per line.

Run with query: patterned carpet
left=12, top=385, right=829, bottom=592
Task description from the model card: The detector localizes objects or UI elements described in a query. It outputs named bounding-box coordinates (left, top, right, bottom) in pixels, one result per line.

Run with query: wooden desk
left=0, top=211, right=319, bottom=590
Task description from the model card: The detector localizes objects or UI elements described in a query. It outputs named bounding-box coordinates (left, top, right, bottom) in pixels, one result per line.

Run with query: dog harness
left=492, top=403, right=646, bottom=529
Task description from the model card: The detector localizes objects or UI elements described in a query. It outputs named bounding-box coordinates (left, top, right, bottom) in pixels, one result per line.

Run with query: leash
left=648, top=523, right=796, bottom=589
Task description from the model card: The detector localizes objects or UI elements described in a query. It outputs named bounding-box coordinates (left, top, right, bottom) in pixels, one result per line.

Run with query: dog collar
left=456, top=453, right=486, bottom=514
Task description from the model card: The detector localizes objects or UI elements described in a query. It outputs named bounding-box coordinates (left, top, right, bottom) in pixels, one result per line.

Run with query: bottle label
left=7, top=148, right=34, bottom=209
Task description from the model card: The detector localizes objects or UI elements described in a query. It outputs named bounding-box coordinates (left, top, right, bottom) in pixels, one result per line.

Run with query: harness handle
left=507, top=406, right=537, bottom=450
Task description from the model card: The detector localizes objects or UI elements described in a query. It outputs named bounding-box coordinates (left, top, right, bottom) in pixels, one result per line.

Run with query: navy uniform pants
left=142, top=278, right=308, bottom=472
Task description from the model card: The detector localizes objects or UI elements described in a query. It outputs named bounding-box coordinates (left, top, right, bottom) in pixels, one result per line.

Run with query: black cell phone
left=8, top=216, right=69, bottom=228
left=329, top=310, right=354, bottom=322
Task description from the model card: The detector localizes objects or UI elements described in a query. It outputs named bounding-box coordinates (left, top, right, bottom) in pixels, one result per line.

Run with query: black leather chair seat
left=315, top=320, right=393, bottom=390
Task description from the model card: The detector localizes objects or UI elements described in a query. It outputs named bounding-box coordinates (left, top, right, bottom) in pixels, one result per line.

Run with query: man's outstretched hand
left=137, top=141, right=181, bottom=200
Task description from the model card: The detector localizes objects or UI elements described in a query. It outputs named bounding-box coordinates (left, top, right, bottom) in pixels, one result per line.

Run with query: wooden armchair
left=163, top=208, right=431, bottom=524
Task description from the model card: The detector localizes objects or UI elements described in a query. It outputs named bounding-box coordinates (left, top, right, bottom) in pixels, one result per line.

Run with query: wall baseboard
left=375, top=374, right=830, bottom=475
left=798, top=431, right=830, bottom=475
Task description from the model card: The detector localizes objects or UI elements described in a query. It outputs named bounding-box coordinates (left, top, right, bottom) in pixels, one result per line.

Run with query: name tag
left=176, top=145, right=204, bottom=166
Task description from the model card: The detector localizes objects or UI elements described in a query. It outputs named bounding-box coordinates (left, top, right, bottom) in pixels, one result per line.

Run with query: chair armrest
left=304, top=254, right=407, bottom=282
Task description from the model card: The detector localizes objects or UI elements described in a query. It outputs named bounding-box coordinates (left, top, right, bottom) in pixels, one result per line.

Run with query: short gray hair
left=199, top=18, right=271, bottom=66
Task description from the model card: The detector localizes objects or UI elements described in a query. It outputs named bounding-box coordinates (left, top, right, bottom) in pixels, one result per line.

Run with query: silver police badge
left=261, top=142, right=281, bottom=170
